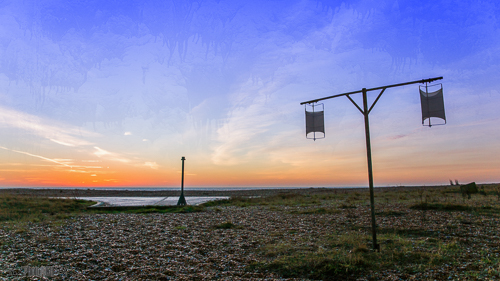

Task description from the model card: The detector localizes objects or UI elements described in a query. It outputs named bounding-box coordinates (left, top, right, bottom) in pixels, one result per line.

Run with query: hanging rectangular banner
left=305, top=111, right=325, bottom=134
left=305, top=103, right=325, bottom=140
left=419, top=85, right=446, bottom=126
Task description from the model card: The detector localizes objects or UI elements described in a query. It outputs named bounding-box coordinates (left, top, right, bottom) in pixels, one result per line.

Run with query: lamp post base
left=177, top=193, right=187, bottom=206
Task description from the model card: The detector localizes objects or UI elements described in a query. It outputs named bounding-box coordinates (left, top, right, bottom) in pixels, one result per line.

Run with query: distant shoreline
left=1, top=186, right=360, bottom=191
left=2, top=183, right=497, bottom=198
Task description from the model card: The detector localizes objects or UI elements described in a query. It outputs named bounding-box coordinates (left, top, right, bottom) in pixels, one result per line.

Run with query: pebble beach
left=1, top=186, right=499, bottom=280
left=2, top=207, right=306, bottom=280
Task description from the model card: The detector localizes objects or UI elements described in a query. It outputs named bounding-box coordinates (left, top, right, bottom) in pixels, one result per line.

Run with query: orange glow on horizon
left=0, top=148, right=498, bottom=188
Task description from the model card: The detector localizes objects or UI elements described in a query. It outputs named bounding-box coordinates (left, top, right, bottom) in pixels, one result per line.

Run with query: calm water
left=13, top=186, right=366, bottom=207
left=75, top=196, right=230, bottom=207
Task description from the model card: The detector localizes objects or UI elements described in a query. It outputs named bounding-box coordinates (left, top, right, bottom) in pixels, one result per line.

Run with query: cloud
left=144, top=162, right=159, bottom=169
left=93, top=146, right=131, bottom=163
left=93, top=147, right=112, bottom=157
left=389, top=134, right=407, bottom=140
left=0, top=146, right=72, bottom=168
left=0, top=105, right=163, bottom=174
left=69, top=165, right=102, bottom=169
left=212, top=95, right=277, bottom=165
left=0, top=105, right=98, bottom=147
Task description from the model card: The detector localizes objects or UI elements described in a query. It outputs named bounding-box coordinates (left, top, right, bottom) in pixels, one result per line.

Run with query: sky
left=0, top=0, right=498, bottom=188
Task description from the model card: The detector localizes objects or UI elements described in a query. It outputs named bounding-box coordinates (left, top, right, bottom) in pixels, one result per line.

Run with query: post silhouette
left=177, top=156, right=187, bottom=206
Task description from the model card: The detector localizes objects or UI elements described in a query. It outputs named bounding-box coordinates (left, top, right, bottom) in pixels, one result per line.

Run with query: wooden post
left=362, top=88, right=379, bottom=251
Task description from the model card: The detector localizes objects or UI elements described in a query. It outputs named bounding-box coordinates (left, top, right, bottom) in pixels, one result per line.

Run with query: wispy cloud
left=143, top=162, right=159, bottom=169
left=0, top=106, right=98, bottom=147
left=93, top=147, right=131, bottom=163
left=211, top=77, right=289, bottom=165
left=212, top=102, right=276, bottom=165
left=49, top=139, right=80, bottom=147
left=0, top=146, right=103, bottom=174
left=0, top=107, right=159, bottom=173
left=0, top=146, right=73, bottom=168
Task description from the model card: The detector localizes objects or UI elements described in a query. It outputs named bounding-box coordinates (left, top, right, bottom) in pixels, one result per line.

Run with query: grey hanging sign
left=305, top=103, right=325, bottom=140
left=419, top=84, right=446, bottom=126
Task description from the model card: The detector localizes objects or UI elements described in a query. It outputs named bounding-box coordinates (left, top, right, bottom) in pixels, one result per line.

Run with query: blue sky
left=0, top=0, right=498, bottom=187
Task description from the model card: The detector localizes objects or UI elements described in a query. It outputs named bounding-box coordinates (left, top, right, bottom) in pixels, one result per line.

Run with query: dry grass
left=0, top=193, right=204, bottom=224
left=209, top=184, right=500, bottom=280
left=1, top=185, right=499, bottom=280
left=0, top=193, right=95, bottom=223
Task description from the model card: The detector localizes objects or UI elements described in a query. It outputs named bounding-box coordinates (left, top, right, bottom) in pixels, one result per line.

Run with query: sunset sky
left=0, top=0, right=498, bottom=188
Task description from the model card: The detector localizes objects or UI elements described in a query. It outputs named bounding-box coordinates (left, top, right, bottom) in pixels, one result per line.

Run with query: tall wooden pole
left=362, top=88, right=379, bottom=250
left=177, top=156, right=187, bottom=206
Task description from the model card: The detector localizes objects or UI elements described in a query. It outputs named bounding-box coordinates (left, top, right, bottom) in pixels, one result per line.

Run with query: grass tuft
left=201, top=193, right=319, bottom=207
left=290, top=207, right=341, bottom=214
left=253, top=232, right=468, bottom=280
left=0, top=193, right=205, bottom=223
left=0, top=194, right=95, bottom=222
left=90, top=205, right=205, bottom=214
left=376, top=210, right=406, bottom=216
left=410, top=203, right=470, bottom=211
left=214, top=221, right=238, bottom=229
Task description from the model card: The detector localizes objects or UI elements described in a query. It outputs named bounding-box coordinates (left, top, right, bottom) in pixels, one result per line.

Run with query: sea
left=0, top=186, right=380, bottom=206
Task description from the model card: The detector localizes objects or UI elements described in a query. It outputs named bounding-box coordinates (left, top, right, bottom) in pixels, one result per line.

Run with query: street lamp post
left=177, top=156, right=187, bottom=206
